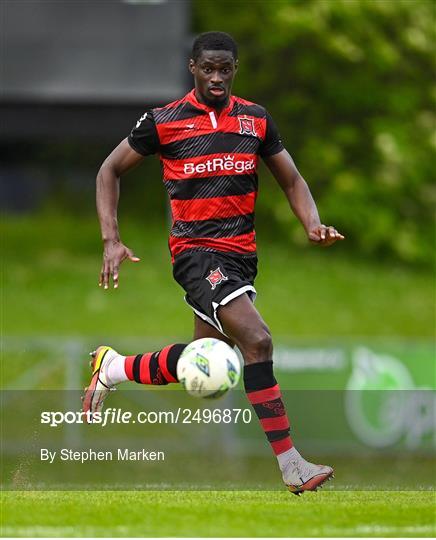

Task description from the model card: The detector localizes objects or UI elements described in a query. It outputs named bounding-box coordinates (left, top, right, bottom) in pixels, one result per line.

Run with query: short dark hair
left=191, top=31, right=238, bottom=62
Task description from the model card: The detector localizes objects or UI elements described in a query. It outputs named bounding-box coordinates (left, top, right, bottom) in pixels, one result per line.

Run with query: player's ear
left=234, top=59, right=239, bottom=73
left=189, top=59, right=195, bottom=75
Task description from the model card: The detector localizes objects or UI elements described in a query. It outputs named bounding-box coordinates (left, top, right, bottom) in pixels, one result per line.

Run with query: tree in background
left=193, top=0, right=435, bottom=266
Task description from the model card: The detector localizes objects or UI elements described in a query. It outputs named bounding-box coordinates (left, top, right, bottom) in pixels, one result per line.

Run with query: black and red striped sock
left=124, top=343, right=186, bottom=385
left=244, top=361, right=293, bottom=455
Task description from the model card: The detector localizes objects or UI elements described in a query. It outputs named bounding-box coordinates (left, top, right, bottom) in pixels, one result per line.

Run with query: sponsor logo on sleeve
left=136, top=112, right=147, bottom=128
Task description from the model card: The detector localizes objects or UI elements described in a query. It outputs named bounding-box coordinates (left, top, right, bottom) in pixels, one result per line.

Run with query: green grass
left=2, top=214, right=434, bottom=338
left=1, top=490, right=434, bottom=537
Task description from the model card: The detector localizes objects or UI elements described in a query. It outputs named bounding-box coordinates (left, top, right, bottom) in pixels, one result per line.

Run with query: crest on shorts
left=206, top=267, right=228, bottom=290
left=238, top=116, right=257, bottom=137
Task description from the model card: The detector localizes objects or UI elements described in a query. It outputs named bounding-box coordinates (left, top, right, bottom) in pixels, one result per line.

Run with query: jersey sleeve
left=127, top=110, right=160, bottom=156
left=259, top=111, right=284, bottom=157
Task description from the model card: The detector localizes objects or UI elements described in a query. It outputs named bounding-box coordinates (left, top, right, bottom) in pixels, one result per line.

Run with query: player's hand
left=308, top=225, right=345, bottom=247
left=99, top=239, right=140, bottom=289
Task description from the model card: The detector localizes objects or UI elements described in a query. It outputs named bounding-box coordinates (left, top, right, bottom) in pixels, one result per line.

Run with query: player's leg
left=83, top=314, right=232, bottom=417
left=217, top=294, right=333, bottom=494
left=217, top=294, right=290, bottom=451
left=217, top=293, right=271, bottom=363
left=193, top=314, right=235, bottom=348
left=82, top=342, right=187, bottom=417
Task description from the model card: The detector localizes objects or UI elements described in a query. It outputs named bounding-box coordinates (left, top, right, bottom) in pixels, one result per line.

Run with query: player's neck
left=194, top=89, right=229, bottom=112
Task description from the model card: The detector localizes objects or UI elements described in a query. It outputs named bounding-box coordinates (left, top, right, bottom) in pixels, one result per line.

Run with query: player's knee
left=241, top=327, right=273, bottom=364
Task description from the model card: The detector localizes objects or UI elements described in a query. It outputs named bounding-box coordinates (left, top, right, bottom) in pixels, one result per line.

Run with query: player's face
left=189, top=50, right=238, bottom=109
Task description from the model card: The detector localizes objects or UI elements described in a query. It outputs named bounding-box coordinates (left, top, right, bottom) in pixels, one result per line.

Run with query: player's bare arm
left=263, top=149, right=345, bottom=246
left=96, top=138, right=144, bottom=289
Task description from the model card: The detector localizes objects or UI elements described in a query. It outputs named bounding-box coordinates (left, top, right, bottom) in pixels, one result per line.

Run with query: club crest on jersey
left=206, top=267, right=228, bottom=290
left=238, top=116, right=257, bottom=137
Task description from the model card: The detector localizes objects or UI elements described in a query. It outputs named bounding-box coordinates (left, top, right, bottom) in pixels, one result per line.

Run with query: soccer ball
left=176, top=338, right=241, bottom=399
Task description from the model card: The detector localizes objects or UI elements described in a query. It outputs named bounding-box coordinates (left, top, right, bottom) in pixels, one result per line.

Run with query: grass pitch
left=1, top=490, right=434, bottom=537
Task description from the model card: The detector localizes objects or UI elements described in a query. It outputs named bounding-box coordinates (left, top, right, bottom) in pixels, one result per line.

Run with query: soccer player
left=83, top=31, right=344, bottom=495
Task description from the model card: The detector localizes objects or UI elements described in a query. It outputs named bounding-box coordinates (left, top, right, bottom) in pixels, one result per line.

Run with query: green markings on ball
left=194, top=353, right=210, bottom=377
left=226, top=359, right=238, bottom=385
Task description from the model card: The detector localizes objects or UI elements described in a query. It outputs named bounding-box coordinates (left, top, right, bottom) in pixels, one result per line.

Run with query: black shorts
left=173, top=250, right=258, bottom=333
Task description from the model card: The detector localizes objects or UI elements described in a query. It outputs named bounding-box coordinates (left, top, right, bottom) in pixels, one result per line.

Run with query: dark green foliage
left=193, top=0, right=435, bottom=265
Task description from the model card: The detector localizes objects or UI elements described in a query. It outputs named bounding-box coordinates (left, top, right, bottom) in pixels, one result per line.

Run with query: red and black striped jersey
left=128, top=89, right=284, bottom=262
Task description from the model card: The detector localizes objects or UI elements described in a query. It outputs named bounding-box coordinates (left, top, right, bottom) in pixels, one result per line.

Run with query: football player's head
left=189, top=32, right=238, bottom=109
